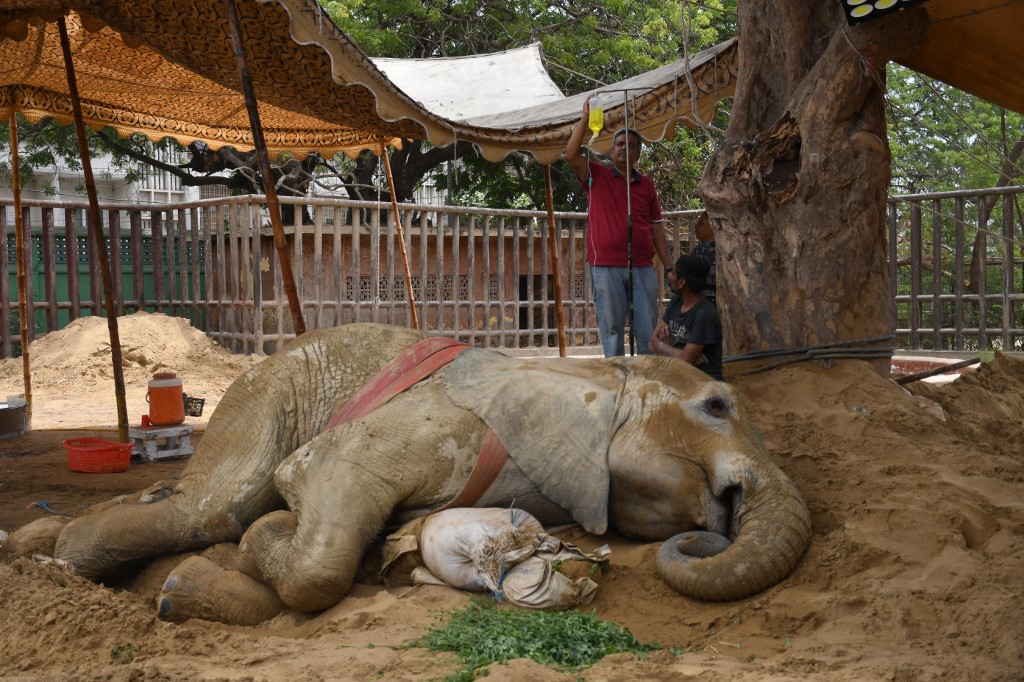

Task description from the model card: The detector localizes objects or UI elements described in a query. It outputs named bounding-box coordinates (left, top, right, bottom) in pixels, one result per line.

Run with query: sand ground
left=1, top=312, right=1022, bottom=681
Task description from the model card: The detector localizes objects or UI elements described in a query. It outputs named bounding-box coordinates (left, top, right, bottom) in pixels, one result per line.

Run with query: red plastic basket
left=63, top=438, right=134, bottom=473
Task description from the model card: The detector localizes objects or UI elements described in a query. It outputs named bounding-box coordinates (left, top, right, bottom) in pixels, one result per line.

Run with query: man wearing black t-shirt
left=649, top=254, right=723, bottom=380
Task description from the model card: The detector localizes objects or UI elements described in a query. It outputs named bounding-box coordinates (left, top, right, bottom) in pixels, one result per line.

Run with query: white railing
left=1, top=196, right=698, bottom=357
left=6, top=186, right=1019, bottom=359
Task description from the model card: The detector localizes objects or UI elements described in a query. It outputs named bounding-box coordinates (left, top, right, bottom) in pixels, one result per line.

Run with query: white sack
left=381, top=507, right=609, bottom=610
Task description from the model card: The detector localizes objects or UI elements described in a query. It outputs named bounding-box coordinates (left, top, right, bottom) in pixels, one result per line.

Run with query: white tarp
left=372, top=44, right=564, bottom=122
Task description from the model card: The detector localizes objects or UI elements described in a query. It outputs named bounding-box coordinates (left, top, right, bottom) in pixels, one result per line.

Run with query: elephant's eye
left=702, top=394, right=732, bottom=419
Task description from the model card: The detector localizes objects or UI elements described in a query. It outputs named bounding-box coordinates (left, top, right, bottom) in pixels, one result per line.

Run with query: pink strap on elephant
left=325, top=336, right=470, bottom=430
left=324, top=336, right=509, bottom=510
left=436, top=430, right=509, bottom=513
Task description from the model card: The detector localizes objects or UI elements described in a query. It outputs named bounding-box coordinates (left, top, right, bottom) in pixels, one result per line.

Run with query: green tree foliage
left=322, top=0, right=737, bottom=211
left=887, top=65, right=1023, bottom=194
left=0, top=115, right=342, bottom=223
left=0, top=116, right=108, bottom=195
left=885, top=66, right=1023, bottom=347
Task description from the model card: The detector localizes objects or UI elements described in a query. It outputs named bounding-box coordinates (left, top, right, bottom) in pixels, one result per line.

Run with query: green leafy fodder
left=110, top=642, right=136, bottom=664
left=407, top=599, right=660, bottom=678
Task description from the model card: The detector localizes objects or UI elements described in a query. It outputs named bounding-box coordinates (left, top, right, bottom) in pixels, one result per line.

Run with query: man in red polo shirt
left=566, top=98, right=671, bottom=357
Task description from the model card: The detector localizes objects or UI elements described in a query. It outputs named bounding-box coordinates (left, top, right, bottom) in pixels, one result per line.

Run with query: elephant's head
left=445, top=351, right=811, bottom=602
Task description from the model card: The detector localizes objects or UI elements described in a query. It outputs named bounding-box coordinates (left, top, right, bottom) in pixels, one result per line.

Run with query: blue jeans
left=589, top=265, right=660, bottom=357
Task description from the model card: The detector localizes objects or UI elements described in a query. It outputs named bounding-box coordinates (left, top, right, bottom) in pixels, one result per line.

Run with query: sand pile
left=0, top=312, right=261, bottom=429
left=0, top=318, right=1022, bottom=680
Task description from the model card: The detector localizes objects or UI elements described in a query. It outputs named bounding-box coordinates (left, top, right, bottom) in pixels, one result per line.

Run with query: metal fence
left=3, top=186, right=1022, bottom=359
left=889, top=185, right=1024, bottom=353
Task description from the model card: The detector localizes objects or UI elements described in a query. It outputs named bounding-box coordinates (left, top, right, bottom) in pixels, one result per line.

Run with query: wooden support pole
left=58, top=17, right=130, bottom=442
left=224, top=0, right=305, bottom=336
left=544, top=165, right=567, bottom=356
left=8, top=110, right=32, bottom=428
left=894, top=357, right=981, bottom=386
left=381, top=150, right=419, bottom=329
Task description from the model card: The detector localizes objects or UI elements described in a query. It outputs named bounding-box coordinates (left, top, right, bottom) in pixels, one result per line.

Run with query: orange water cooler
left=147, top=372, right=185, bottom=426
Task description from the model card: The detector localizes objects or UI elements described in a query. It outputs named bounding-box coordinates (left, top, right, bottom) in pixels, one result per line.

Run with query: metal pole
left=543, top=165, right=567, bottom=356
left=9, top=110, right=32, bottom=430
left=224, top=0, right=306, bottom=337
left=58, top=16, right=130, bottom=442
left=381, top=150, right=420, bottom=329
left=622, top=91, right=635, bottom=356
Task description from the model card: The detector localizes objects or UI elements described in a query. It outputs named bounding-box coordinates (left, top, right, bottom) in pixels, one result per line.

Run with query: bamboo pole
left=58, top=17, right=130, bottom=442
left=223, top=0, right=305, bottom=336
left=381, top=150, right=419, bottom=329
left=543, top=165, right=567, bottom=356
left=894, top=356, right=981, bottom=385
left=8, top=111, right=32, bottom=429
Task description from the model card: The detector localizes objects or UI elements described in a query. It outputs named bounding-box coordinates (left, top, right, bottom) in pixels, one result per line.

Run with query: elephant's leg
left=158, top=555, right=287, bottom=626
left=54, top=324, right=427, bottom=579
left=56, top=494, right=243, bottom=580
left=238, top=381, right=487, bottom=612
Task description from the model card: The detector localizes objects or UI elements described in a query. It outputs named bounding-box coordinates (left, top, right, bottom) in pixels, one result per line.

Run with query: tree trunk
left=967, top=136, right=1024, bottom=294
left=701, top=3, right=928, bottom=373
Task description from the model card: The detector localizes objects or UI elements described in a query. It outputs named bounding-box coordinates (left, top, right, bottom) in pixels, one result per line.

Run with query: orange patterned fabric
left=0, top=0, right=740, bottom=161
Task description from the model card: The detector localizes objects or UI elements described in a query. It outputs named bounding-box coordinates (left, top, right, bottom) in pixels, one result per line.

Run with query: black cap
left=673, top=254, right=709, bottom=292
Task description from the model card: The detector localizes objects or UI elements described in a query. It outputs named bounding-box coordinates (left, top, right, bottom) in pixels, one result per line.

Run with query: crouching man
left=649, top=254, right=723, bottom=380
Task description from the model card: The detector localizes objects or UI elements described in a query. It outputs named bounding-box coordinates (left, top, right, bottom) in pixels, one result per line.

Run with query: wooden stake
left=894, top=356, right=981, bottom=385
left=58, top=17, right=130, bottom=442
left=8, top=110, right=32, bottom=429
left=224, top=0, right=305, bottom=336
left=382, top=150, right=419, bottom=329
left=544, top=165, right=567, bottom=356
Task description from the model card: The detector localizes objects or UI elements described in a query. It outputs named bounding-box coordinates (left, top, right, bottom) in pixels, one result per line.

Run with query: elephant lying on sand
left=52, top=323, right=811, bottom=624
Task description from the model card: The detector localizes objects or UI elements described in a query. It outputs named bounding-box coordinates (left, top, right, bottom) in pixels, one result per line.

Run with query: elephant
left=50, top=323, right=811, bottom=624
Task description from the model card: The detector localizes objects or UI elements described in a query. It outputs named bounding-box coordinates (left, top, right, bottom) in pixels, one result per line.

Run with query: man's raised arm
left=565, top=99, right=591, bottom=183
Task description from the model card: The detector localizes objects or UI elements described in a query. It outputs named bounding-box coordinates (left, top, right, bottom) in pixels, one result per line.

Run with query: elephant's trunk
left=656, top=459, right=811, bottom=601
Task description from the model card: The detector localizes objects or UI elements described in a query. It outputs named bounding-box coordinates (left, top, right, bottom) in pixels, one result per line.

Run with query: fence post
left=41, top=207, right=57, bottom=332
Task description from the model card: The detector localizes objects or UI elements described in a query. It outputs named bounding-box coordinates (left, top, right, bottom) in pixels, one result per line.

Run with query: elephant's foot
left=158, top=555, right=287, bottom=626
left=239, top=509, right=359, bottom=612
left=236, top=509, right=298, bottom=584
left=1, top=516, right=70, bottom=559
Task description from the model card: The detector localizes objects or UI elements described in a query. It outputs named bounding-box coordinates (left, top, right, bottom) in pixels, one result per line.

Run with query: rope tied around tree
left=725, top=335, right=896, bottom=376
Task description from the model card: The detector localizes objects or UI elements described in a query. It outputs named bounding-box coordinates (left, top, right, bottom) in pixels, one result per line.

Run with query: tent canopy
left=0, top=0, right=736, bottom=163
left=0, top=0, right=1018, bottom=165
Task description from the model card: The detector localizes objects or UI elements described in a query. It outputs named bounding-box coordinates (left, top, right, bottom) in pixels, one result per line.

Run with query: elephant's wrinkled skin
left=52, top=323, right=811, bottom=624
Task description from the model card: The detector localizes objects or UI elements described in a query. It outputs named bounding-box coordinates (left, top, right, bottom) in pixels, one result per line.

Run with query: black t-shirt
left=661, top=296, right=723, bottom=380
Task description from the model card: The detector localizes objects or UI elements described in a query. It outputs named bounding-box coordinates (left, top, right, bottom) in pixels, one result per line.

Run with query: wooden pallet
left=128, top=424, right=195, bottom=462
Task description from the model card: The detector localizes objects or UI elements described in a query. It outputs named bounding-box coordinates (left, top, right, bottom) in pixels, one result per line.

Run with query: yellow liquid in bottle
left=588, top=102, right=604, bottom=141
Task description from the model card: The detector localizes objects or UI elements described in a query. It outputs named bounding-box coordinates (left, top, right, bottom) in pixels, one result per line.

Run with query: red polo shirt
left=582, top=159, right=664, bottom=267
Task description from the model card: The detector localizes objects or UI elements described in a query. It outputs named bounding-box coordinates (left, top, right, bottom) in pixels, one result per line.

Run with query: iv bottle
left=588, top=95, right=604, bottom=142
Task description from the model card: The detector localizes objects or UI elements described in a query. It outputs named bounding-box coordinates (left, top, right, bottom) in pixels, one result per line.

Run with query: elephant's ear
left=444, top=350, right=626, bottom=534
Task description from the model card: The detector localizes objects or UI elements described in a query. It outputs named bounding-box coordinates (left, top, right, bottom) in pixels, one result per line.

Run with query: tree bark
left=701, top=3, right=928, bottom=373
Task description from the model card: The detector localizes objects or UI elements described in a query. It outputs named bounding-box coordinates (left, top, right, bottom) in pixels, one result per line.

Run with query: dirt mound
left=1, top=320, right=1023, bottom=680
left=0, top=312, right=261, bottom=429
